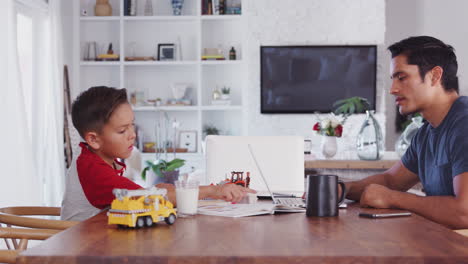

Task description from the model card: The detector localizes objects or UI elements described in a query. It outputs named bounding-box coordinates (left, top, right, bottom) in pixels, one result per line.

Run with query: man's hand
left=360, top=184, right=396, bottom=209
left=212, top=184, right=257, bottom=203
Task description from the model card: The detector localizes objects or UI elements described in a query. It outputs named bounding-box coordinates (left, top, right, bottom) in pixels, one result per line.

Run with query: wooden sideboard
left=305, top=159, right=398, bottom=170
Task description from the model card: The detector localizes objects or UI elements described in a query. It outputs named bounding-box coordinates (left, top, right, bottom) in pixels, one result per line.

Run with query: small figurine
left=107, top=187, right=177, bottom=228
left=217, top=171, right=250, bottom=188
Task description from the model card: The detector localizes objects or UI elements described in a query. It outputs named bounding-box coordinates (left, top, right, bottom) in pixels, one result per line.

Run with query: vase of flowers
left=313, top=114, right=343, bottom=159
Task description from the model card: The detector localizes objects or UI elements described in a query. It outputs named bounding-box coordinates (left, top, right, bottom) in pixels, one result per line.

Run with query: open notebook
left=197, top=143, right=306, bottom=218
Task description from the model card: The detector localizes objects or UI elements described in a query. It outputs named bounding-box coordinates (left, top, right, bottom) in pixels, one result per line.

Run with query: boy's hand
left=212, top=184, right=257, bottom=203
left=156, top=183, right=175, bottom=192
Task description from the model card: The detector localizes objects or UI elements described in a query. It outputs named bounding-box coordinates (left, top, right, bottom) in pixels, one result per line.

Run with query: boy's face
left=88, top=103, right=136, bottom=166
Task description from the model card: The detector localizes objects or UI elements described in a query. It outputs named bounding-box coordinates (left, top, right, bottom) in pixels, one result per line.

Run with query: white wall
left=384, top=0, right=425, bottom=150
left=62, top=0, right=74, bottom=94
left=245, top=0, right=386, bottom=155
left=59, top=0, right=387, bottom=157
left=420, top=0, right=468, bottom=95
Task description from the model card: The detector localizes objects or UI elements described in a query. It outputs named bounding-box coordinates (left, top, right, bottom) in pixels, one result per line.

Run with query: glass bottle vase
left=395, top=116, right=424, bottom=157
left=356, top=110, right=384, bottom=160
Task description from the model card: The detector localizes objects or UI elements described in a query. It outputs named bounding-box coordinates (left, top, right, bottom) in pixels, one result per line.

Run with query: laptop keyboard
left=276, top=198, right=305, bottom=207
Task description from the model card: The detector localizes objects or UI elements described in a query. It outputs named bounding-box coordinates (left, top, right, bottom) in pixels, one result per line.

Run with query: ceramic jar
left=95, top=0, right=112, bottom=16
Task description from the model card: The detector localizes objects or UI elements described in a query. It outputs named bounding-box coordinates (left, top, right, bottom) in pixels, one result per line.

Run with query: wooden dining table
left=18, top=203, right=468, bottom=264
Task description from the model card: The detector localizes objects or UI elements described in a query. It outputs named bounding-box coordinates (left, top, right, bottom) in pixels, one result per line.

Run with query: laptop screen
left=206, top=136, right=305, bottom=194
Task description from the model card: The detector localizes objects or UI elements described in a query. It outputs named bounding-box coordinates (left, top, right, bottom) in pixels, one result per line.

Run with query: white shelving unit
left=74, top=0, right=246, bottom=171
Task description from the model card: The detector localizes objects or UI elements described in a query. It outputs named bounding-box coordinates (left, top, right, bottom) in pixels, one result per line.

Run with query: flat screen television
left=260, top=45, right=377, bottom=113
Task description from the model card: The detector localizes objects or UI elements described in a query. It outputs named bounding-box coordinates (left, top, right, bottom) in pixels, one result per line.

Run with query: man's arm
left=360, top=172, right=468, bottom=229
left=345, top=161, right=420, bottom=201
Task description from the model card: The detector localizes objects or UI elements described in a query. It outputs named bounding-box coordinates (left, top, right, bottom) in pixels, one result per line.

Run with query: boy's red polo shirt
left=77, top=142, right=142, bottom=209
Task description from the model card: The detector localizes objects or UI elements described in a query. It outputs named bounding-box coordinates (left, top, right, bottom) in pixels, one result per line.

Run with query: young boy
left=61, top=86, right=255, bottom=221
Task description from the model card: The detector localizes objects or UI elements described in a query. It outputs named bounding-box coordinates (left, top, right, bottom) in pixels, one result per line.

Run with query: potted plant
left=333, top=96, right=370, bottom=123
left=203, top=124, right=220, bottom=139
left=155, top=98, right=162, bottom=106
left=141, top=158, right=185, bottom=185
left=220, top=86, right=230, bottom=100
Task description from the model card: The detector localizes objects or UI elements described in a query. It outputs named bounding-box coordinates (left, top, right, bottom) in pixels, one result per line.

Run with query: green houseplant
left=203, top=124, right=220, bottom=139
left=333, top=96, right=371, bottom=123
left=141, top=159, right=185, bottom=184
left=221, top=86, right=230, bottom=95
left=220, top=86, right=230, bottom=100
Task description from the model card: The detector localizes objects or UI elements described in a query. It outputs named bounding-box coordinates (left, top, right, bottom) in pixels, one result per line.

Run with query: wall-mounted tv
left=261, top=45, right=377, bottom=113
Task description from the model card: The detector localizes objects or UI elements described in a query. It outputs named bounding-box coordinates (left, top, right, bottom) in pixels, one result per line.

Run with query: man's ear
left=430, top=66, right=443, bottom=86
left=84, top=131, right=101, bottom=150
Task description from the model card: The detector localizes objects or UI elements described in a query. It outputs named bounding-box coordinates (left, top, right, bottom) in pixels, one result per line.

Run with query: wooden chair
left=0, top=206, right=78, bottom=264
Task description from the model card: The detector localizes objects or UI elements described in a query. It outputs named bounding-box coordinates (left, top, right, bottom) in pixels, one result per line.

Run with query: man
left=345, top=36, right=468, bottom=229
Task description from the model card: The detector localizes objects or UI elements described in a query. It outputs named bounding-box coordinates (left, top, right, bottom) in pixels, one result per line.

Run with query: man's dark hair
left=72, top=86, right=128, bottom=138
left=388, top=36, right=459, bottom=93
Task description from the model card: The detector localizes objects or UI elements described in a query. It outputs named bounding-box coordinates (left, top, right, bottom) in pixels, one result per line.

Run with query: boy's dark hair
left=388, top=36, right=459, bottom=93
left=72, top=86, right=128, bottom=138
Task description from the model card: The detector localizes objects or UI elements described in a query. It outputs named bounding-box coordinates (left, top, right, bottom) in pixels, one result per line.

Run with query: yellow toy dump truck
left=107, top=187, right=177, bottom=228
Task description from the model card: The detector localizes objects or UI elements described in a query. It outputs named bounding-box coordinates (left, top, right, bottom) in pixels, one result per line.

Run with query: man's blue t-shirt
left=401, top=96, right=468, bottom=196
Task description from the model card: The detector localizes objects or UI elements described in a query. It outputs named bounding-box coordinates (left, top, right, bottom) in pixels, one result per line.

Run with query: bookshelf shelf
left=75, top=0, right=246, bottom=170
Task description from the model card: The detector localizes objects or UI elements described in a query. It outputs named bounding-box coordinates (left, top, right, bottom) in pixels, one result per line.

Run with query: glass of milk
left=175, top=180, right=199, bottom=216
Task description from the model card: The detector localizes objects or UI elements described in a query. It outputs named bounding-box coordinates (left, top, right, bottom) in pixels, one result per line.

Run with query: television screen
left=261, top=45, right=377, bottom=113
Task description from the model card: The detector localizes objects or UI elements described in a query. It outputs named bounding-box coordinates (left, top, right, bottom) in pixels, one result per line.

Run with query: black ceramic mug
left=306, top=174, right=346, bottom=217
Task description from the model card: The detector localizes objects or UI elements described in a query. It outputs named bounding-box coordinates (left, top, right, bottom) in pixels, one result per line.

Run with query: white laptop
left=205, top=136, right=305, bottom=196
left=247, top=144, right=306, bottom=211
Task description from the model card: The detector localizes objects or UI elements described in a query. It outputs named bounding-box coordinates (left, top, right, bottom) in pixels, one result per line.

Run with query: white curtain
left=0, top=0, right=40, bottom=207
left=0, top=0, right=64, bottom=207
left=35, top=0, right=65, bottom=206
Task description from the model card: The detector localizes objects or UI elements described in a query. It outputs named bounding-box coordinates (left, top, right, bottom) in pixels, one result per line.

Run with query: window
left=16, top=11, right=34, bottom=140
left=13, top=0, right=64, bottom=207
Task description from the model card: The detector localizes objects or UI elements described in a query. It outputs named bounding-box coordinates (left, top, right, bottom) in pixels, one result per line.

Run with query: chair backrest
left=0, top=206, right=77, bottom=230
left=0, top=206, right=79, bottom=264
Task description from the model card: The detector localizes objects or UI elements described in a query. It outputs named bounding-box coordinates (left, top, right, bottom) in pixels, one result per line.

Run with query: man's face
left=96, top=103, right=136, bottom=164
left=390, top=55, right=436, bottom=116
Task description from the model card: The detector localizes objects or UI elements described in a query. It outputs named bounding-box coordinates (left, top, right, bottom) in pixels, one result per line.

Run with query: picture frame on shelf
left=179, top=130, right=197, bottom=152
left=158, top=43, right=176, bottom=61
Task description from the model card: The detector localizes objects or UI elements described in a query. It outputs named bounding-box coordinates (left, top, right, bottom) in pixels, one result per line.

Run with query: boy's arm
left=156, top=183, right=256, bottom=205
left=200, top=184, right=256, bottom=202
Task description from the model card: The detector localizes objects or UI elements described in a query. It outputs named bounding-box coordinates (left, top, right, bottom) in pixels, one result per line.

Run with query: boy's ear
left=84, top=131, right=101, bottom=150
